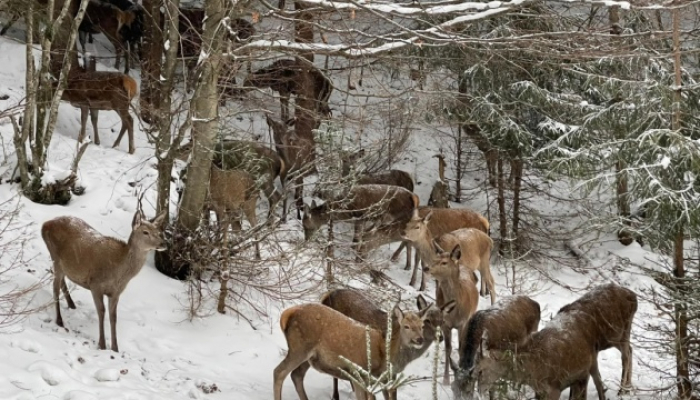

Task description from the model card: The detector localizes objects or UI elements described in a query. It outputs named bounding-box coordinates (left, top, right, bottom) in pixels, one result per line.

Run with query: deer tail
left=122, top=76, right=138, bottom=100
left=477, top=213, right=490, bottom=232
left=279, top=306, right=299, bottom=332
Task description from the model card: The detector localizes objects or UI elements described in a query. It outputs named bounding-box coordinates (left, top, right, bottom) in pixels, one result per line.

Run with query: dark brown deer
left=466, top=286, right=634, bottom=400
left=396, top=206, right=489, bottom=290
left=451, top=295, right=541, bottom=400
left=245, top=59, right=332, bottom=121
left=557, top=283, right=638, bottom=396
left=320, top=289, right=456, bottom=400
left=266, top=115, right=316, bottom=220
left=273, top=302, right=428, bottom=400
left=302, top=184, right=419, bottom=263
left=62, top=62, right=138, bottom=153
left=77, top=0, right=139, bottom=73
left=340, top=149, right=414, bottom=192
left=42, top=209, right=166, bottom=352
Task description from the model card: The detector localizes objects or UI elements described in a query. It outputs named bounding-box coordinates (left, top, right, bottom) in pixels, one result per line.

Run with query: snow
left=0, top=29, right=671, bottom=400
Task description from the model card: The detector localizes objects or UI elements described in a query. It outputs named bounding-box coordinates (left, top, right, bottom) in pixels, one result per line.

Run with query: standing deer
left=451, top=295, right=541, bottom=400
left=402, top=210, right=495, bottom=303
left=266, top=115, right=316, bottom=220
left=208, top=165, right=260, bottom=258
left=246, top=59, right=332, bottom=122
left=62, top=63, right=137, bottom=153
left=557, top=283, right=638, bottom=395
left=78, top=0, right=139, bottom=73
left=273, top=302, right=428, bottom=400
left=302, top=184, right=418, bottom=264
left=340, top=149, right=414, bottom=192
left=468, top=288, right=631, bottom=400
left=42, top=209, right=167, bottom=352
left=320, top=289, right=456, bottom=400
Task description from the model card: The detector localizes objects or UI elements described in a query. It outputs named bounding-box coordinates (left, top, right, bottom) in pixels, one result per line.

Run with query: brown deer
left=273, top=302, right=428, bottom=400
left=77, top=0, right=139, bottom=73
left=42, top=209, right=167, bottom=352
left=320, top=289, right=456, bottom=400
left=340, top=150, right=414, bottom=192
left=246, top=59, right=332, bottom=122
left=302, top=184, right=419, bottom=263
left=208, top=165, right=260, bottom=258
left=266, top=115, right=316, bottom=220
left=424, top=244, right=480, bottom=385
left=557, top=283, right=638, bottom=396
left=396, top=206, right=489, bottom=291
left=467, top=287, right=634, bottom=400
left=177, top=139, right=286, bottom=218
left=62, top=63, right=138, bottom=153
left=451, top=295, right=541, bottom=400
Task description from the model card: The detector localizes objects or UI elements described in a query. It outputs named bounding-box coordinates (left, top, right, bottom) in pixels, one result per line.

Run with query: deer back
left=357, top=170, right=414, bottom=192
left=437, top=228, right=492, bottom=273
left=41, top=214, right=165, bottom=295
left=64, top=70, right=136, bottom=110
left=320, top=288, right=398, bottom=336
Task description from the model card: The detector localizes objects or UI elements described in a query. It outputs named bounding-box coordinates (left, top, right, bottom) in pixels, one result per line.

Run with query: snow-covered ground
left=0, top=28, right=670, bottom=400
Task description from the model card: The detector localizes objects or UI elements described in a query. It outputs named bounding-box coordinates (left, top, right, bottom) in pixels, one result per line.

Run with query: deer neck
left=394, top=336, right=432, bottom=372
left=122, top=238, right=149, bottom=279
left=414, top=230, right=436, bottom=266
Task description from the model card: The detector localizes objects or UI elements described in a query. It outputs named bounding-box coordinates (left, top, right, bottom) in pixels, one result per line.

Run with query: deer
left=273, top=302, right=430, bottom=400
left=77, top=0, right=139, bottom=73
left=320, top=288, right=456, bottom=400
left=557, top=283, right=638, bottom=396
left=41, top=208, right=167, bottom=352
left=245, top=59, right=332, bottom=122
left=61, top=59, right=138, bottom=154
left=395, top=206, right=489, bottom=291
left=177, top=139, right=286, bottom=219
left=450, top=295, right=541, bottom=400
left=339, top=149, right=414, bottom=192
left=266, top=114, right=317, bottom=221
left=302, top=184, right=419, bottom=266
left=465, top=288, right=634, bottom=400
left=208, top=164, right=260, bottom=258
left=402, top=209, right=495, bottom=303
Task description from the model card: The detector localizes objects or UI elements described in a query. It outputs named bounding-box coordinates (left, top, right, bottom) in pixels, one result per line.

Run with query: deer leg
left=53, top=269, right=64, bottom=327
left=619, top=337, right=633, bottom=394
left=443, top=324, right=452, bottom=385
left=418, top=258, right=426, bottom=291
left=295, top=178, right=303, bottom=220
left=88, top=32, right=94, bottom=43
left=91, top=291, right=107, bottom=350
left=352, top=221, right=363, bottom=263
left=289, top=362, right=311, bottom=400
left=273, top=350, right=310, bottom=400
left=589, top=358, right=606, bottom=400
left=107, top=295, right=120, bottom=352
left=89, top=108, right=100, bottom=145
left=243, top=199, right=261, bottom=259
left=78, top=30, right=88, bottom=67
left=113, top=110, right=134, bottom=154
left=61, top=278, right=76, bottom=309
left=280, top=96, right=290, bottom=122
left=404, top=242, right=412, bottom=271
left=332, top=377, right=340, bottom=400
left=390, top=241, right=405, bottom=264
left=480, top=257, right=496, bottom=305
left=78, top=106, right=89, bottom=144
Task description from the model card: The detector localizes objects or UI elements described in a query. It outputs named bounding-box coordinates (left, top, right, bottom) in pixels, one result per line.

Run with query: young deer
left=321, top=289, right=456, bottom=400
left=42, top=210, right=167, bottom=352
left=451, top=295, right=541, bottom=400
left=557, top=283, right=638, bottom=395
left=62, top=64, right=138, bottom=153
left=273, top=302, right=428, bottom=400
left=266, top=115, right=317, bottom=220
left=469, top=287, right=632, bottom=400
left=425, top=244, right=480, bottom=385
left=302, top=184, right=419, bottom=263
left=208, top=165, right=260, bottom=258
left=396, top=207, right=489, bottom=290
left=246, top=59, right=332, bottom=121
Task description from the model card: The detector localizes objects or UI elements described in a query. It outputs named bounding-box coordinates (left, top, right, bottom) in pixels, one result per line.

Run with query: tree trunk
left=141, top=0, right=164, bottom=124
left=294, top=1, right=314, bottom=62
left=176, top=0, right=225, bottom=231
left=497, top=155, right=507, bottom=255
left=511, top=157, right=523, bottom=251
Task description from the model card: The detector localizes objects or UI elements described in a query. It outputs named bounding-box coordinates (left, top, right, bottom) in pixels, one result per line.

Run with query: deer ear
left=392, top=307, right=404, bottom=321
left=303, top=203, right=310, bottom=215
left=311, top=200, right=317, bottom=209
left=416, top=295, right=428, bottom=311
left=450, top=245, right=462, bottom=261
left=441, top=300, right=457, bottom=316
left=132, top=209, right=143, bottom=228
left=433, top=239, right=444, bottom=254
left=152, top=211, right=167, bottom=227
left=423, top=211, right=433, bottom=224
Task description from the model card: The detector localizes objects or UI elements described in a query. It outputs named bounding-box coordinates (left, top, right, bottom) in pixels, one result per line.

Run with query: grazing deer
left=78, top=0, right=139, bottom=73
left=424, top=244, right=480, bottom=385
left=402, top=210, right=495, bottom=303
left=208, top=165, right=260, bottom=258
left=340, top=149, right=414, bottom=192
left=468, top=289, right=628, bottom=400
left=321, top=289, right=455, bottom=400
left=273, top=302, right=428, bottom=400
left=177, top=140, right=286, bottom=218
left=557, top=283, right=638, bottom=395
left=266, top=115, right=316, bottom=220
left=451, top=295, right=541, bottom=400
left=62, top=62, right=138, bottom=153
left=42, top=209, right=167, bottom=352
left=246, top=59, right=332, bottom=121
left=302, top=184, right=419, bottom=264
